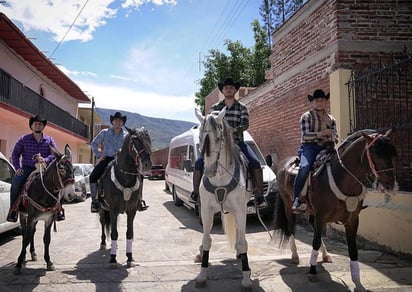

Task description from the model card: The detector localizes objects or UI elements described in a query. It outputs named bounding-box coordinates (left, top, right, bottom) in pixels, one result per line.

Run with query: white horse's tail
left=222, top=212, right=237, bottom=252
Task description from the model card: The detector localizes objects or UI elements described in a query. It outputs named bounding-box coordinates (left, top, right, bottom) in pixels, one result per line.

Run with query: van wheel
left=172, top=186, right=183, bottom=206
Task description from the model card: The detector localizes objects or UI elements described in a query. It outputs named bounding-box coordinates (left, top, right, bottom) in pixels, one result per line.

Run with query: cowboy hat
left=218, top=77, right=240, bottom=92
left=29, top=115, right=47, bottom=128
left=110, top=112, right=127, bottom=124
left=307, top=89, right=330, bottom=102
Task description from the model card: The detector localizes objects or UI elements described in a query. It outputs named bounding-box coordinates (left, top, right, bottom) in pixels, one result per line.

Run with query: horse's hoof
left=14, top=267, right=22, bottom=275
left=323, top=255, right=332, bottom=263
left=100, top=243, right=106, bottom=250
left=47, top=263, right=55, bottom=271
left=127, top=260, right=136, bottom=268
left=194, top=254, right=202, bottom=263
left=109, top=262, right=119, bottom=269
left=195, top=279, right=206, bottom=288
left=291, top=256, right=299, bottom=265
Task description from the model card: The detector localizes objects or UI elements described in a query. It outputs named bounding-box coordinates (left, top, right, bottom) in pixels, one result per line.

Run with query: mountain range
left=95, top=108, right=197, bottom=151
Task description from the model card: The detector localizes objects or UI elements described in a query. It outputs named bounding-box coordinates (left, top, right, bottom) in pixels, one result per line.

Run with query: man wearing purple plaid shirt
left=7, top=115, right=58, bottom=222
left=292, top=89, right=338, bottom=213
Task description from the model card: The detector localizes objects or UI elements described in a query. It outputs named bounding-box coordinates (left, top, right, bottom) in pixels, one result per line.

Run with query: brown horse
left=274, top=129, right=397, bottom=292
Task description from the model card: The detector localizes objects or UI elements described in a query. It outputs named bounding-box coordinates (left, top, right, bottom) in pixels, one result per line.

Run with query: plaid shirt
left=300, top=109, right=337, bottom=143
left=210, top=99, right=249, bottom=142
left=12, top=133, right=57, bottom=169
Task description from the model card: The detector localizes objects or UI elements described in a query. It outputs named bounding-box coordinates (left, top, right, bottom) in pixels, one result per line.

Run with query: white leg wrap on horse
left=111, top=240, right=118, bottom=255
left=126, top=239, right=133, bottom=254
left=350, top=260, right=360, bottom=282
left=310, top=249, right=319, bottom=266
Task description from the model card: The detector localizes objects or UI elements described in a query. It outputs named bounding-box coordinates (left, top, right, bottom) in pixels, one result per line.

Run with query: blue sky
left=1, top=0, right=262, bottom=122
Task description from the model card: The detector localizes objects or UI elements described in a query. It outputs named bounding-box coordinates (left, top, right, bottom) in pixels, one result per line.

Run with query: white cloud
left=76, top=80, right=199, bottom=123
left=0, top=0, right=175, bottom=42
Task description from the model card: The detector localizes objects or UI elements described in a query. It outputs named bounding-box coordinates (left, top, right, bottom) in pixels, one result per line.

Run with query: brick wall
left=242, top=0, right=412, bottom=168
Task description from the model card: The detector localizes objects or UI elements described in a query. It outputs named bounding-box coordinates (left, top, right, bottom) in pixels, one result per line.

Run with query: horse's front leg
left=30, top=226, right=37, bottom=261
left=309, top=216, right=332, bottom=263
left=194, top=203, right=214, bottom=288
left=125, top=209, right=137, bottom=268
left=109, top=212, right=119, bottom=268
left=308, top=216, right=323, bottom=277
left=345, top=216, right=366, bottom=292
left=43, top=219, right=55, bottom=271
left=235, top=212, right=252, bottom=291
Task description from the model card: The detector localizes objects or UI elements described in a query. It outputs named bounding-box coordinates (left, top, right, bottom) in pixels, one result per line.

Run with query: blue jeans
left=10, top=166, right=35, bottom=208
left=293, top=143, right=325, bottom=199
left=195, top=140, right=260, bottom=171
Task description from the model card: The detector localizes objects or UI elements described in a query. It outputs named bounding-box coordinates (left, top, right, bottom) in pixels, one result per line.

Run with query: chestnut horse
left=274, top=129, right=397, bottom=292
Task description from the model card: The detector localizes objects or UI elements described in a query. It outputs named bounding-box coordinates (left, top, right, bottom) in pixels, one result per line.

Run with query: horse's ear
left=195, top=108, right=204, bottom=123
left=49, top=145, right=62, bottom=158
left=216, top=108, right=226, bottom=123
left=64, top=144, right=72, bottom=160
left=361, top=131, right=374, bottom=144
left=384, top=127, right=394, bottom=137
left=125, top=126, right=133, bottom=134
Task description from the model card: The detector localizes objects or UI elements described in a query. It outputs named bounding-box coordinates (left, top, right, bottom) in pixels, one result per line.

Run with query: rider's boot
left=189, top=169, right=202, bottom=204
left=90, top=183, right=100, bottom=213
left=137, top=177, right=149, bottom=211
left=6, top=193, right=20, bottom=222
left=251, top=168, right=266, bottom=207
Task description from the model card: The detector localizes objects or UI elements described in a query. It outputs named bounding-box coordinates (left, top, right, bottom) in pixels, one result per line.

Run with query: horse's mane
left=205, top=114, right=238, bottom=165
left=337, top=129, right=396, bottom=159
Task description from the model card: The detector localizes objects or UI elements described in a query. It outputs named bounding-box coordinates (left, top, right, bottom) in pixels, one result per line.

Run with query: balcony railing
left=0, top=67, right=89, bottom=140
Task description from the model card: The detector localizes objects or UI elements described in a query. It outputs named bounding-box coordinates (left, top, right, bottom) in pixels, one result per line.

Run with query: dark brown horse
left=15, top=144, right=74, bottom=274
left=274, top=129, right=397, bottom=292
left=98, top=127, right=152, bottom=268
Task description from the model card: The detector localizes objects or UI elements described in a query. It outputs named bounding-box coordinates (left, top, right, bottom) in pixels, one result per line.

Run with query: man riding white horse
left=190, top=77, right=265, bottom=207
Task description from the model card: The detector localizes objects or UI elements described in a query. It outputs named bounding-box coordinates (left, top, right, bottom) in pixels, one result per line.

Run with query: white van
left=165, top=125, right=278, bottom=219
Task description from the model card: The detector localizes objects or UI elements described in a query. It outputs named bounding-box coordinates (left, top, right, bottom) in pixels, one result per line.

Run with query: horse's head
left=196, top=108, right=233, bottom=177
left=362, top=128, right=398, bottom=192
left=124, top=126, right=152, bottom=173
left=49, top=144, right=75, bottom=198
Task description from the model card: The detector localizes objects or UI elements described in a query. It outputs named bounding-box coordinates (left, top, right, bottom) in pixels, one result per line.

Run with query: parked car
left=64, top=163, right=93, bottom=202
left=0, top=152, right=20, bottom=234
left=148, top=164, right=165, bottom=180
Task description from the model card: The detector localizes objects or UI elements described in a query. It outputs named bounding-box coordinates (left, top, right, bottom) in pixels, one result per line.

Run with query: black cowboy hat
left=307, top=89, right=330, bottom=102
left=110, top=112, right=127, bottom=124
left=218, top=77, right=241, bottom=92
left=29, top=115, right=47, bottom=128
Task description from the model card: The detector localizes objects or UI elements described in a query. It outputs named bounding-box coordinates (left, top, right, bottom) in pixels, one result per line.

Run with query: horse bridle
left=337, top=133, right=394, bottom=189
left=25, top=155, right=74, bottom=213
left=119, top=132, right=149, bottom=175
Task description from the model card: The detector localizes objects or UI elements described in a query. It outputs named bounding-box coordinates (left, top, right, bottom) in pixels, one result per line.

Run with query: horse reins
left=25, top=155, right=74, bottom=213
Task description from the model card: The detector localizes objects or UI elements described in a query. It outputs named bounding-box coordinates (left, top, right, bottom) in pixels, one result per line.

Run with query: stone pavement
left=0, top=180, right=411, bottom=291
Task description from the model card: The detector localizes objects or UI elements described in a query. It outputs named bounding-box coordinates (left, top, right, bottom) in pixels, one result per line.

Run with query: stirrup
left=137, top=200, right=148, bottom=211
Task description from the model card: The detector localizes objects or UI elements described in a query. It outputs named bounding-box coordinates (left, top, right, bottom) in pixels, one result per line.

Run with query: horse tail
left=272, top=193, right=296, bottom=249
left=221, top=212, right=237, bottom=252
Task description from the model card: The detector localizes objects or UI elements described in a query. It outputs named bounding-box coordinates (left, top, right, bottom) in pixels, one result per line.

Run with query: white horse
left=193, top=108, right=253, bottom=291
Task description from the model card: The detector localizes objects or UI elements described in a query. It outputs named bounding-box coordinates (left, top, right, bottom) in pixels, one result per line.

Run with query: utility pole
left=90, top=96, right=95, bottom=164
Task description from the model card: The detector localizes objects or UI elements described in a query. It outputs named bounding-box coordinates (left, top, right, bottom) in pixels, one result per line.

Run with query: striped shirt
left=210, top=99, right=249, bottom=142
left=91, top=127, right=128, bottom=159
left=12, top=133, right=57, bottom=169
left=300, top=109, right=337, bottom=143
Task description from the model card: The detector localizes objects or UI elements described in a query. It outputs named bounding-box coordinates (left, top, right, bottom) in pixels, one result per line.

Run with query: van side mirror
left=265, top=155, right=273, bottom=168
left=183, top=160, right=193, bottom=172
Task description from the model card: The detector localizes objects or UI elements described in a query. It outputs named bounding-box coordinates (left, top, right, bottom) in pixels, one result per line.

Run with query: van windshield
left=246, top=141, right=266, bottom=165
